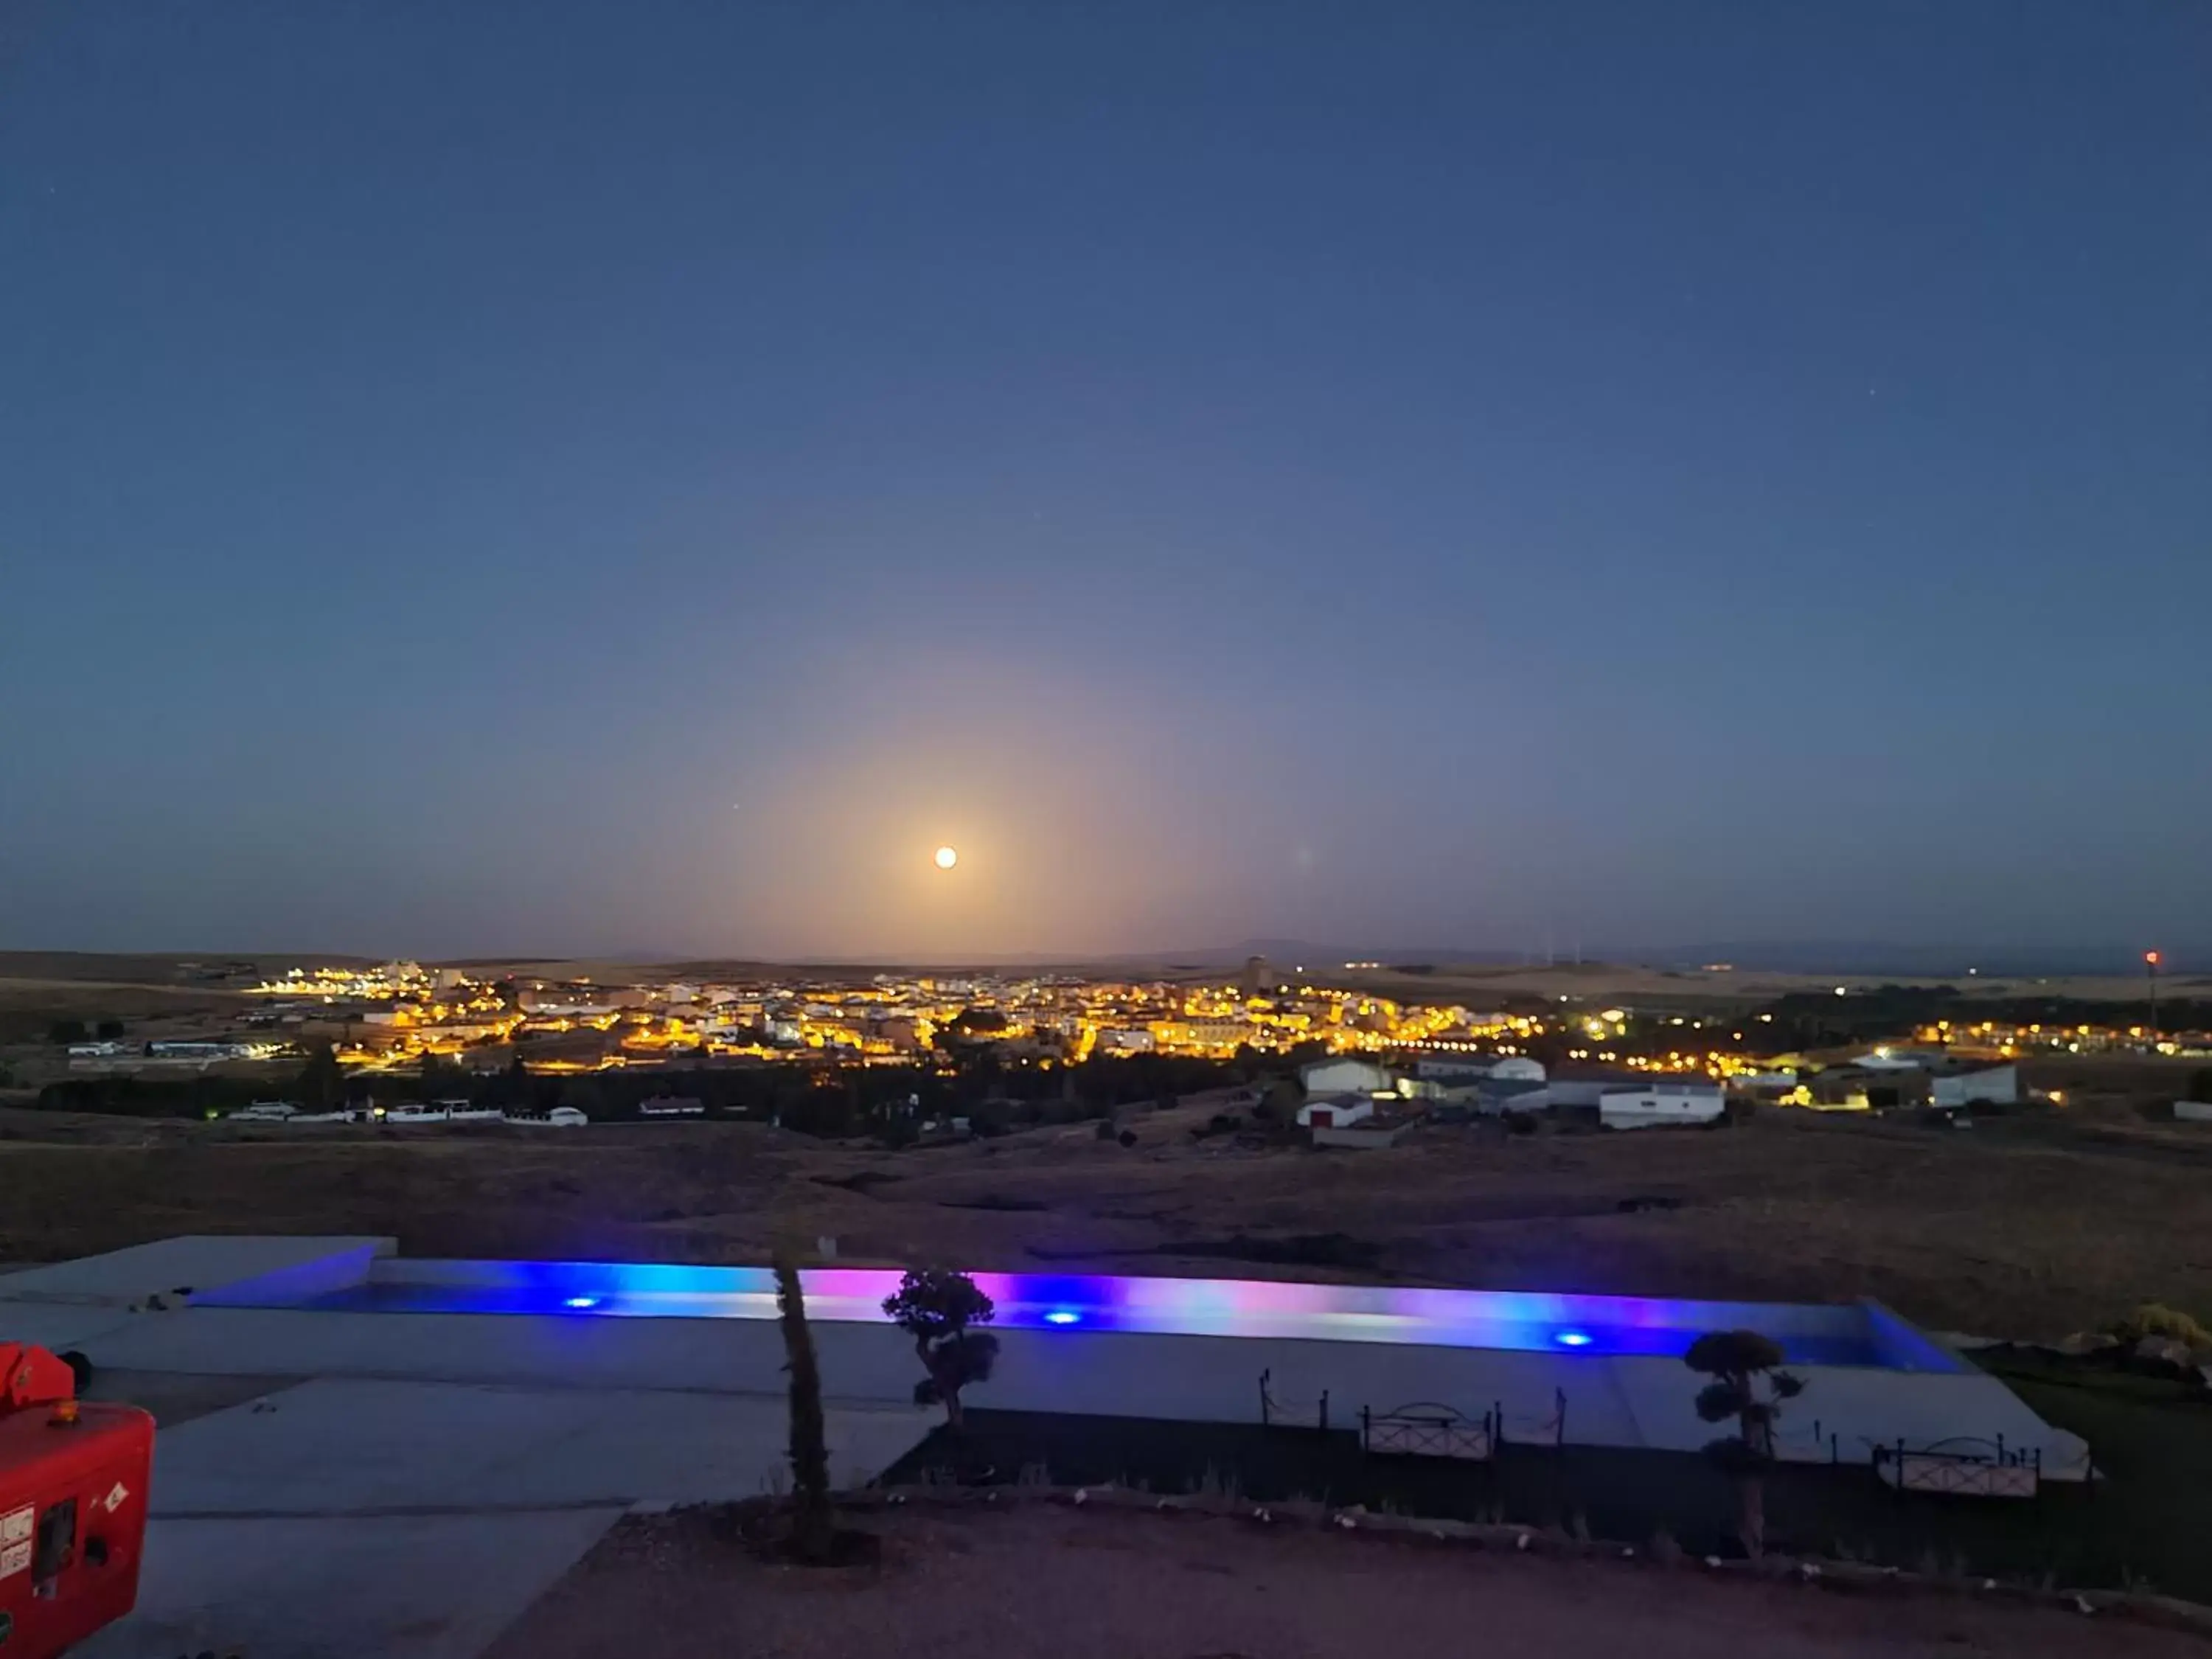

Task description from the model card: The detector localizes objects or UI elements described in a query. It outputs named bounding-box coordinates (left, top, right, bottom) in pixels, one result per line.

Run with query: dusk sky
left=4, top=2, right=2208, bottom=963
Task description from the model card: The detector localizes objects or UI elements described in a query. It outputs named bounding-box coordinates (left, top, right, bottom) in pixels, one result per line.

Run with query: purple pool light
left=1553, top=1329, right=1593, bottom=1348
left=1043, top=1310, right=1082, bottom=1326
left=563, top=1295, right=602, bottom=1310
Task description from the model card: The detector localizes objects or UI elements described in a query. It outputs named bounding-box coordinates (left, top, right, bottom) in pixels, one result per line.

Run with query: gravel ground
left=484, top=1503, right=2202, bottom=1658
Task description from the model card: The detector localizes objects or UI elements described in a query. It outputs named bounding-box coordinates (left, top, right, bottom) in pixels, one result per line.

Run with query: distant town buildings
left=1599, top=1079, right=1726, bottom=1130
left=49, top=956, right=2195, bottom=1110
left=1298, top=1058, right=1391, bottom=1096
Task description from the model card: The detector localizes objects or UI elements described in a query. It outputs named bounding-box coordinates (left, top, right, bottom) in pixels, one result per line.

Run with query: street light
left=2146, top=950, right=2161, bottom=1051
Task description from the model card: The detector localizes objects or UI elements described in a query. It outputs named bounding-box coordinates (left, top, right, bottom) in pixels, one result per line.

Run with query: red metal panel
left=0, top=1403, right=156, bottom=1659
left=0, top=1349, right=75, bottom=1413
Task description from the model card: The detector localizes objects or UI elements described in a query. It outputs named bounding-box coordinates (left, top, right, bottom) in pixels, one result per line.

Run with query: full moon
left=933, top=845, right=959, bottom=870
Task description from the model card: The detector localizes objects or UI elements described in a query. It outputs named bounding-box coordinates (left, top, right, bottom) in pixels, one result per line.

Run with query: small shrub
left=1686, top=1329, right=1804, bottom=1560
left=883, top=1267, right=1000, bottom=1430
left=1117, top=1130, right=1137, bottom=1147
left=1191, top=1462, right=1242, bottom=1500
left=2111, top=1303, right=2212, bottom=1349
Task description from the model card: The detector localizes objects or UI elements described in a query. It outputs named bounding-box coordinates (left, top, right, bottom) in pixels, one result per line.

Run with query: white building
left=1737, top=1069, right=1799, bottom=1091
left=147, top=1040, right=260, bottom=1062
left=1295, top=1094, right=1374, bottom=1129
left=1475, top=1056, right=1551, bottom=1114
left=1599, top=1079, right=1725, bottom=1130
left=1541, top=1068, right=1641, bottom=1108
left=1856, top=1047, right=1936, bottom=1072
left=504, top=1105, right=589, bottom=1128
left=1298, top=1058, right=1391, bottom=1096
left=1930, top=1063, right=2017, bottom=1110
left=228, top=1101, right=299, bottom=1122
left=1414, top=1056, right=1494, bottom=1082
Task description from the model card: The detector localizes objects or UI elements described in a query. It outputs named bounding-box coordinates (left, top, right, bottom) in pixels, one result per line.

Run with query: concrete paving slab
left=77, top=1509, right=622, bottom=1659
left=70, top=1299, right=2079, bottom=1464
left=76, top=1304, right=803, bottom=1393
left=1608, top=1354, right=2092, bottom=1471
left=147, top=1377, right=930, bottom=1514
left=75, top=1305, right=1648, bottom=1443
left=83, top=1368, right=308, bottom=1428
left=0, top=1303, right=139, bottom=1350
left=0, top=1236, right=391, bottom=1305
left=74, top=1375, right=930, bottom=1659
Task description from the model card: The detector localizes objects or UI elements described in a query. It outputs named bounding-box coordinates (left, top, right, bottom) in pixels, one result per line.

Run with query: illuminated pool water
left=192, top=1259, right=1960, bottom=1371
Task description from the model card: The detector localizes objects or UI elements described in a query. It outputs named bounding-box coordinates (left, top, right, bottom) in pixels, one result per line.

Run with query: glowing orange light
left=2146, top=950, right=2161, bottom=967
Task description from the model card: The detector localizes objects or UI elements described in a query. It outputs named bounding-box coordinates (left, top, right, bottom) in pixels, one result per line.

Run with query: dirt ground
left=0, top=977, right=251, bottom=1056
left=484, top=1503, right=2201, bottom=1659
left=4, top=1088, right=2211, bottom=1339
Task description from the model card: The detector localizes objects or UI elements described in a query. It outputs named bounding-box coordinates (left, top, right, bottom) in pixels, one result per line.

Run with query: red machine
left=0, top=1345, right=153, bottom=1659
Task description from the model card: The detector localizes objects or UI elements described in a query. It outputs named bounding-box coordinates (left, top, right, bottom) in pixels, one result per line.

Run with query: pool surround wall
left=25, top=1236, right=2080, bottom=1477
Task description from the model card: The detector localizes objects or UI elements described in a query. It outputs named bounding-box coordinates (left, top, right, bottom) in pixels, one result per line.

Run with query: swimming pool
left=192, top=1259, right=1962, bottom=1372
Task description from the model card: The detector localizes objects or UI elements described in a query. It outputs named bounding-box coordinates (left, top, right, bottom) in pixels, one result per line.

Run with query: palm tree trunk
left=774, top=1258, right=835, bottom=1564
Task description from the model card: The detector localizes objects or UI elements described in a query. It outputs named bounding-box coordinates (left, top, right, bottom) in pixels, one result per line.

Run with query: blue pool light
left=563, top=1295, right=602, bottom=1310
left=1043, top=1310, right=1082, bottom=1326
left=1553, top=1329, right=1593, bottom=1349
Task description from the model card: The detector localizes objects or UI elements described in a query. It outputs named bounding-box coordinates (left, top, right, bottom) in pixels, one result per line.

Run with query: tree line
left=34, top=1043, right=1282, bottom=1134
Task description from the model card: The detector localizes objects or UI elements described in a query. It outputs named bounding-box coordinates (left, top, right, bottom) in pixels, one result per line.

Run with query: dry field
left=486, top=1502, right=2203, bottom=1659
left=0, top=977, right=248, bottom=1045
left=3, top=1084, right=2209, bottom=1339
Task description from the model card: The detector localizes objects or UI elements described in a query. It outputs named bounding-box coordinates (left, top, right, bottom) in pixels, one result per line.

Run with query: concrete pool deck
left=1, top=1237, right=2094, bottom=1658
